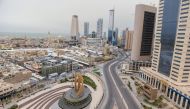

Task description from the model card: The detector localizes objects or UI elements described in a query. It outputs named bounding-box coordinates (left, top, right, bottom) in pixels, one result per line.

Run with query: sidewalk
left=85, top=73, right=104, bottom=109
left=119, top=73, right=178, bottom=109
left=116, top=67, right=143, bottom=109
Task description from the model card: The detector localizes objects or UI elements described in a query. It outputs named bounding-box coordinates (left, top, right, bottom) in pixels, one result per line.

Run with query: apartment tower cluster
left=140, top=0, right=190, bottom=109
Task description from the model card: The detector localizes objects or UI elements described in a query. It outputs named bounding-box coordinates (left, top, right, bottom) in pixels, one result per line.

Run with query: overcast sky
left=0, top=0, right=158, bottom=35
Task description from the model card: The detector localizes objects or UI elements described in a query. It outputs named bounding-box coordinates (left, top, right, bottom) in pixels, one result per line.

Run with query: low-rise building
left=41, top=59, right=72, bottom=76
left=139, top=67, right=190, bottom=109
left=143, top=83, right=158, bottom=100
left=83, top=37, right=103, bottom=47
left=121, top=60, right=151, bottom=73
left=0, top=81, right=15, bottom=99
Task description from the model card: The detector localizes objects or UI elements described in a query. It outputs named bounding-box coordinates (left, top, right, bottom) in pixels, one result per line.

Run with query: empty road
left=103, top=50, right=141, bottom=109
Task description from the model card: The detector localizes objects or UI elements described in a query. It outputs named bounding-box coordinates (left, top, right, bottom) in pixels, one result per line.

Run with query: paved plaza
left=17, top=73, right=104, bottom=109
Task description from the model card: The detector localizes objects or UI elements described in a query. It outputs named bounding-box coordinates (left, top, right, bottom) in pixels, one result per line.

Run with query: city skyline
left=0, top=0, right=158, bottom=35
left=1, top=0, right=190, bottom=109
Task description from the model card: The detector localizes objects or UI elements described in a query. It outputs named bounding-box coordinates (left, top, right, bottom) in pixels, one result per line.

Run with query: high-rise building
left=131, top=4, right=156, bottom=61
left=153, top=0, right=180, bottom=76
left=154, top=0, right=181, bottom=77
left=70, top=15, right=79, bottom=41
left=103, top=32, right=106, bottom=39
left=139, top=0, right=190, bottom=109
left=84, top=22, right=89, bottom=36
left=169, top=0, right=190, bottom=83
left=150, top=0, right=190, bottom=81
left=108, top=9, right=115, bottom=44
left=125, top=30, right=134, bottom=51
left=114, top=28, right=119, bottom=46
left=121, top=28, right=127, bottom=48
left=97, top=18, right=103, bottom=38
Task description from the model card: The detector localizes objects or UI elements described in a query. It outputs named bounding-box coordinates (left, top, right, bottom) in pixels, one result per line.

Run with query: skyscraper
left=152, top=0, right=180, bottom=77
left=70, top=15, right=79, bottom=41
left=84, top=22, right=89, bottom=36
left=103, top=32, right=106, bottom=39
left=108, top=9, right=115, bottom=44
left=97, top=18, right=103, bottom=39
left=125, top=30, right=133, bottom=51
left=139, top=0, right=190, bottom=109
left=122, top=28, right=127, bottom=48
left=131, top=4, right=156, bottom=61
left=169, top=0, right=190, bottom=83
left=114, top=28, right=119, bottom=46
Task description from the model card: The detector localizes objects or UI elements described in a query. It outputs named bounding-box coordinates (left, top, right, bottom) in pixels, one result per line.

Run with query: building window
left=181, top=80, right=188, bottom=82
left=183, top=73, right=189, bottom=75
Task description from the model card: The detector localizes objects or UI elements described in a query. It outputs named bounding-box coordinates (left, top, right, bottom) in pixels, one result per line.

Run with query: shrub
left=144, top=95, right=166, bottom=108
left=141, top=103, right=152, bottom=109
left=60, top=78, right=68, bottom=83
left=9, top=104, right=18, bottom=109
left=135, top=81, right=140, bottom=86
left=94, top=71, right=101, bottom=76
left=131, top=76, right=135, bottom=80
left=128, top=81, right=132, bottom=91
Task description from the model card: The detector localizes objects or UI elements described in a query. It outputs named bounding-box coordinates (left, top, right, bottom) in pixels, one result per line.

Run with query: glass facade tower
left=158, top=0, right=180, bottom=76
left=84, top=22, right=89, bottom=36
left=108, top=9, right=115, bottom=44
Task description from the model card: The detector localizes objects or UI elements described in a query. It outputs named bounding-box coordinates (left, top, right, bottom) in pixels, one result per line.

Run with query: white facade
left=108, top=9, right=114, bottom=31
left=70, top=15, right=79, bottom=41
left=170, top=0, right=190, bottom=83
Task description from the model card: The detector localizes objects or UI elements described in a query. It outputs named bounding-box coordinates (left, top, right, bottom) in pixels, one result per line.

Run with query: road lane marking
left=109, top=61, right=128, bottom=109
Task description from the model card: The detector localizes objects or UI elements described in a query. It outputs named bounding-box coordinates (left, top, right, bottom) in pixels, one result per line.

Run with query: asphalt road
left=103, top=50, right=140, bottom=109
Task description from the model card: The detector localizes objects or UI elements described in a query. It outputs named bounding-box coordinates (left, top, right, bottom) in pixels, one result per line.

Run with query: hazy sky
left=0, top=0, right=158, bottom=35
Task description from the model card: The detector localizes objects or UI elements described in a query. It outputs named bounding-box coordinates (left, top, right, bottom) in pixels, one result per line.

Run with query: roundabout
left=58, top=86, right=92, bottom=109
left=17, top=73, right=104, bottom=109
left=58, top=73, right=92, bottom=109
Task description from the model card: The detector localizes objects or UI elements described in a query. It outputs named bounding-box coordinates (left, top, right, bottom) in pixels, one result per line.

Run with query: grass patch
left=144, top=95, right=167, bottom=108
left=60, top=78, right=69, bottom=83
left=93, top=68, right=99, bottom=72
left=93, top=67, right=101, bottom=76
left=137, top=86, right=143, bottom=95
left=83, top=75, right=97, bottom=90
left=9, top=104, right=18, bottom=109
left=94, top=71, right=101, bottom=76
left=141, top=103, right=152, bottom=109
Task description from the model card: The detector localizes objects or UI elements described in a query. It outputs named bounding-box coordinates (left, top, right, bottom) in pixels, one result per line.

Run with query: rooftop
left=0, top=81, right=14, bottom=90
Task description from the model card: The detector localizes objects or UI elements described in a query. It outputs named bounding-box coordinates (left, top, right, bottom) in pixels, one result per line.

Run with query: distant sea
left=0, top=32, right=69, bottom=40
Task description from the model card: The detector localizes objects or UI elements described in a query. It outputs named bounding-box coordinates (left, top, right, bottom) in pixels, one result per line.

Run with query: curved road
left=103, top=50, right=140, bottom=109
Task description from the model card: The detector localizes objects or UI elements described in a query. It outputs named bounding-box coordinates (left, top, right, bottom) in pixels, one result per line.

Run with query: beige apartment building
left=124, top=4, right=156, bottom=72
left=131, top=4, right=156, bottom=61
left=124, top=30, right=133, bottom=51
